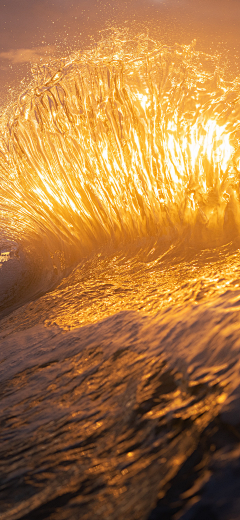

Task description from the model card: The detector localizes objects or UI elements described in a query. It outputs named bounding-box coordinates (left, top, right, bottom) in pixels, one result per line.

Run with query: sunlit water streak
left=1, top=35, right=240, bottom=519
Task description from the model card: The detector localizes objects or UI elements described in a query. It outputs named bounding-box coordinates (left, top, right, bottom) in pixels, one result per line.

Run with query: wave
left=1, top=36, right=240, bottom=310
left=1, top=34, right=240, bottom=519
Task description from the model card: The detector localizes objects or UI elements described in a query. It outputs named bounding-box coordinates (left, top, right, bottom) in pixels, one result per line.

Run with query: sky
left=1, top=0, right=240, bottom=104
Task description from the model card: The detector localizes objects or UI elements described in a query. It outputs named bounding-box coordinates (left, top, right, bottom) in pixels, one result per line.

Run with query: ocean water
left=1, top=36, right=240, bottom=519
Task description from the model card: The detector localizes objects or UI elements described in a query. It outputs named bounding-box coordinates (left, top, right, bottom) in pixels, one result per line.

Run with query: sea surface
left=1, top=36, right=240, bottom=519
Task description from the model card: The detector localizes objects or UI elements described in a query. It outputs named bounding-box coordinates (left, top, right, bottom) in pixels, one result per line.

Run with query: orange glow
left=1, top=36, right=240, bottom=328
left=1, top=37, right=240, bottom=254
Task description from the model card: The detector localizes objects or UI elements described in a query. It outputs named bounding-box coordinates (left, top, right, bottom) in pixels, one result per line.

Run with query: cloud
left=0, top=45, right=56, bottom=64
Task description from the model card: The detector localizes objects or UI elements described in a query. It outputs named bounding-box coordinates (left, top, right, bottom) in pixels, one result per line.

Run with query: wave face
left=1, top=35, right=240, bottom=520
left=1, top=37, right=240, bottom=308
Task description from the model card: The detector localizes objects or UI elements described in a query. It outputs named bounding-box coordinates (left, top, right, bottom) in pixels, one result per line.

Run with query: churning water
left=1, top=35, right=240, bottom=519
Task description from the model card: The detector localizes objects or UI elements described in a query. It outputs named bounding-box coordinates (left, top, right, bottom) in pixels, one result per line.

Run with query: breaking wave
left=1, top=34, right=240, bottom=520
left=1, top=35, right=240, bottom=311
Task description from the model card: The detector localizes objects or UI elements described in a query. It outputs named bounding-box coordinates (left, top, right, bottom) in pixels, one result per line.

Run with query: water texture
left=1, top=35, right=240, bottom=519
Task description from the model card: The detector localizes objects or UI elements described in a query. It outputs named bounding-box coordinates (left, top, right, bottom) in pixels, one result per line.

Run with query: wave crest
left=1, top=35, right=240, bottom=275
